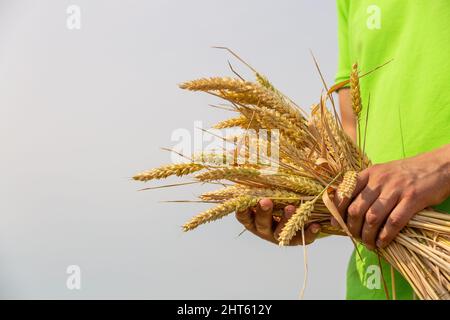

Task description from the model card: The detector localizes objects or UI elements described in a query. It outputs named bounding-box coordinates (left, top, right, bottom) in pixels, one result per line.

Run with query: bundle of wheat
left=134, top=51, right=449, bottom=300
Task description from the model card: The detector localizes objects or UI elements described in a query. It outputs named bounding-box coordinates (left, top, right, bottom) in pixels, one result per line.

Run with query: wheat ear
left=179, top=77, right=254, bottom=92
left=195, top=167, right=261, bottom=182
left=183, top=195, right=257, bottom=231
left=255, top=73, right=276, bottom=92
left=262, top=175, right=323, bottom=196
left=215, top=83, right=306, bottom=126
left=133, top=163, right=204, bottom=181
left=337, top=171, right=358, bottom=199
left=213, top=116, right=251, bottom=129
left=350, top=63, right=361, bottom=118
left=192, top=152, right=228, bottom=166
left=278, top=200, right=315, bottom=246
left=201, top=186, right=307, bottom=204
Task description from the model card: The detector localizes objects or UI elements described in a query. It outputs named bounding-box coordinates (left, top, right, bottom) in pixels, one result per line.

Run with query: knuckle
left=375, top=172, right=389, bottom=183
left=235, top=211, right=247, bottom=223
left=378, top=233, right=389, bottom=243
left=388, top=216, right=403, bottom=229
left=255, top=220, right=270, bottom=234
left=365, top=210, right=380, bottom=226
left=347, top=204, right=360, bottom=219
left=403, top=188, right=418, bottom=200
left=391, top=177, right=405, bottom=187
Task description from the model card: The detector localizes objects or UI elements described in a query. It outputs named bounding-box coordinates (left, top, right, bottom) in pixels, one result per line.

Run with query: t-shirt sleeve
left=335, top=0, right=351, bottom=85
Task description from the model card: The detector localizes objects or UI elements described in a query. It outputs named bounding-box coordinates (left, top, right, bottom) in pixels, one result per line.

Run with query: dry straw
left=134, top=51, right=449, bottom=300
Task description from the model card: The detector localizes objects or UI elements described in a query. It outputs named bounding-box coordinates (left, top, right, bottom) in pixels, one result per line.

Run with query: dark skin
left=236, top=199, right=321, bottom=246
left=236, top=88, right=450, bottom=248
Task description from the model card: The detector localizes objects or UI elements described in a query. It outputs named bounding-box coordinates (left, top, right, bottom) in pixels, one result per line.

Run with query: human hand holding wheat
left=333, top=144, right=450, bottom=250
left=134, top=51, right=450, bottom=299
left=236, top=199, right=322, bottom=246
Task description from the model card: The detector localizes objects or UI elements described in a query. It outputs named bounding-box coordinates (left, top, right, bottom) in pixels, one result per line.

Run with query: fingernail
left=284, top=206, right=296, bottom=216
left=260, top=200, right=271, bottom=211
left=311, top=225, right=320, bottom=234
left=376, top=240, right=383, bottom=248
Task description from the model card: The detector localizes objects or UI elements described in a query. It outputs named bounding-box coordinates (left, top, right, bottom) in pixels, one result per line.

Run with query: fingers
left=237, top=201, right=321, bottom=246
left=376, top=199, right=417, bottom=249
left=332, top=169, right=370, bottom=227
left=236, top=199, right=277, bottom=244
left=254, top=198, right=276, bottom=242
left=235, top=207, right=256, bottom=233
left=274, top=206, right=321, bottom=245
left=360, top=194, right=398, bottom=250
left=332, top=194, right=352, bottom=227
left=274, top=205, right=296, bottom=240
left=346, top=186, right=380, bottom=238
left=289, top=223, right=321, bottom=246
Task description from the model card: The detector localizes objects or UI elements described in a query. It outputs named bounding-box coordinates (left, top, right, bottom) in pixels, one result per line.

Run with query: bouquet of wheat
left=134, top=50, right=449, bottom=300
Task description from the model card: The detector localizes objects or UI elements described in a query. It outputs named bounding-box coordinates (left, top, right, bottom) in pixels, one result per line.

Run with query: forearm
left=419, top=143, right=450, bottom=199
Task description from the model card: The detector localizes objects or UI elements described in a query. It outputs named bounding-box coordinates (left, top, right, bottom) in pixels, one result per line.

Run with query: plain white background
left=0, top=0, right=354, bottom=299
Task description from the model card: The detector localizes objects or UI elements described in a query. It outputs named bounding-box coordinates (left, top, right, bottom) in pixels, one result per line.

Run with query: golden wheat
left=350, top=63, right=362, bottom=117
left=213, top=116, right=251, bottom=129
left=278, top=200, right=315, bottom=246
left=135, top=56, right=450, bottom=300
left=195, top=167, right=261, bottom=182
left=192, top=152, right=228, bottom=166
left=133, top=163, right=204, bottom=181
left=337, top=171, right=358, bottom=199
left=262, top=174, right=323, bottom=196
left=179, top=77, right=254, bottom=92
left=255, top=73, right=276, bottom=92
left=182, top=195, right=258, bottom=231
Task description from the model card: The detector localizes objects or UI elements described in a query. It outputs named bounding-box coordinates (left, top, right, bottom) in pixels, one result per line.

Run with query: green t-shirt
left=335, top=0, right=450, bottom=300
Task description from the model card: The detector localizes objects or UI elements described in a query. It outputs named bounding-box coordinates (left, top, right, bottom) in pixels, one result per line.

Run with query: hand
left=236, top=198, right=322, bottom=246
left=333, top=144, right=450, bottom=250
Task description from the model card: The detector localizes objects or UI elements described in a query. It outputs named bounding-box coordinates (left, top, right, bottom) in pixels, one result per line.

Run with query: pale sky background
left=0, top=0, right=354, bottom=299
